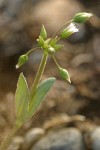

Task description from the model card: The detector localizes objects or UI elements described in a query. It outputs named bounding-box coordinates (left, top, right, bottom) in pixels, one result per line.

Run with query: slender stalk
left=51, top=20, right=73, bottom=40
left=52, top=55, right=61, bottom=69
left=26, top=47, right=40, bottom=55
left=30, top=51, right=48, bottom=99
left=0, top=126, right=19, bottom=150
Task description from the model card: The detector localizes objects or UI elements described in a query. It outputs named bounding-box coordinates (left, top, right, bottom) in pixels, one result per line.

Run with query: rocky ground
left=0, top=0, right=100, bottom=149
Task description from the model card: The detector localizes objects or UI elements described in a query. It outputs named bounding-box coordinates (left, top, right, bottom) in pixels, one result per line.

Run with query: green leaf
left=27, top=77, right=56, bottom=119
left=40, top=25, right=47, bottom=40
left=15, top=73, right=29, bottom=123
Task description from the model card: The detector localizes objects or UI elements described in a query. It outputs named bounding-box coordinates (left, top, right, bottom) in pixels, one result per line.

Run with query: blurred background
left=0, top=0, right=100, bottom=149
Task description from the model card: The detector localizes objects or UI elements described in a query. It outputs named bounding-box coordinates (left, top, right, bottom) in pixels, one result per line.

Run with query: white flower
left=67, top=23, right=79, bottom=33
left=66, top=23, right=79, bottom=33
left=61, top=23, right=79, bottom=38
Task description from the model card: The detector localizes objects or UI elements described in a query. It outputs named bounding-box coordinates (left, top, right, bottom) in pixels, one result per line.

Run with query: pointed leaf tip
left=15, top=73, right=29, bottom=124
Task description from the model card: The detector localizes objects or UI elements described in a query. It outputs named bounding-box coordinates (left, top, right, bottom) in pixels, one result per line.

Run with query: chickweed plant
left=0, top=12, right=93, bottom=150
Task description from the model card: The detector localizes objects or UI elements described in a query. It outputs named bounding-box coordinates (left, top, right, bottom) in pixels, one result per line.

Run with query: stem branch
left=52, top=55, right=60, bottom=69
left=26, top=47, right=40, bottom=55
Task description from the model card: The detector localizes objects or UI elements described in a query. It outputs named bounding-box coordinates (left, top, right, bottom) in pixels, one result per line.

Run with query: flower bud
left=16, top=54, right=28, bottom=69
left=40, top=25, right=47, bottom=40
left=47, top=46, right=55, bottom=54
left=61, top=23, right=79, bottom=39
left=59, top=68, right=71, bottom=83
left=73, top=12, right=93, bottom=23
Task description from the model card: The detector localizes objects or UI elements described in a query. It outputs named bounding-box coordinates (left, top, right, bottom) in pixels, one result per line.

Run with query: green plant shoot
left=0, top=12, right=93, bottom=150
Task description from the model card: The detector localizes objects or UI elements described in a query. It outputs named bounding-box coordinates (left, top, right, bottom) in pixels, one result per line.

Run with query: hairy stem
left=30, top=51, right=48, bottom=99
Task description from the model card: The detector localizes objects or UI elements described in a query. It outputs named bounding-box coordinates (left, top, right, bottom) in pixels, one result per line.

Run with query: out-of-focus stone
left=71, top=53, right=94, bottom=67
left=32, top=0, right=84, bottom=35
left=7, top=136, right=24, bottom=150
left=31, top=128, right=85, bottom=150
left=23, top=128, right=45, bottom=150
left=91, top=127, right=100, bottom=150
left=93, top=34, right=100, bottom=60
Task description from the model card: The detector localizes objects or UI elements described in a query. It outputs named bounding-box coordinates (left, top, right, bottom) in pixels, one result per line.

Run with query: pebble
left=31, top=128, right=85, bottom=150
left=7, top=136, right=24, bottom=150
left=91, top=127, right=100, bottom=150
left=71, top=53, right=94, bottom=67
left=23, top=128, right=45, bottom=150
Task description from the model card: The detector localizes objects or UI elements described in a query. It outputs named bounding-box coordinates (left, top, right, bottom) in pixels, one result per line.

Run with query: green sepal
left=40, top=25, right=47, bottom=40
left=53, top=44, right=64, bottom=51
left=49, top=36, right=59, bottom=47
left=15, top=73, right=29, bottom=124
left=44, top=38, right=51, bottom=49
left=37, top=35, right=44, bottom=48
left=45, top=38, right=51, bottom=44
left=61, top=28, right=72, bottom=39
left=27, top=77, right=56, bottom=119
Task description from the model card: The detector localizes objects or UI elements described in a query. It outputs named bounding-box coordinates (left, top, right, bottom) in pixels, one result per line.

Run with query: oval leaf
left=27, top=77, right=56, bottom=119
left=15, top=73, right=29, bottom=123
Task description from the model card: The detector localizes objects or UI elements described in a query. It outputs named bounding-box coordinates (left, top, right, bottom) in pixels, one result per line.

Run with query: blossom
left=61, top=23, right=79, bottom=38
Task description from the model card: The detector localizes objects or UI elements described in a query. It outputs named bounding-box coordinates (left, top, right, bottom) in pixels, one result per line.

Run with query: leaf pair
left=15, top=73, right=56, bottom=125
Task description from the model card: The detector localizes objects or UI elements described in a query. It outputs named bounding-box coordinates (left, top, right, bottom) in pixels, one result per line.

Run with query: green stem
left=30, top=51, right=48, bottom=99
left=52, top=55, right=61, bottom=69
left=0, top=126, right=19, bottom=150
left=26, top=47, right=40, bottom=55
left=51, top=20, right=73, bottom=40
